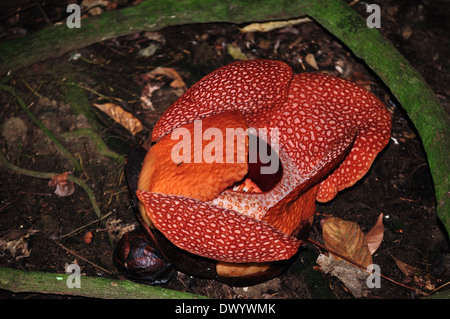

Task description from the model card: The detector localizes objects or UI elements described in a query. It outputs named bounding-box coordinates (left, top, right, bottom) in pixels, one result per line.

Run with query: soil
left=0, top=0, right=449, bottom=299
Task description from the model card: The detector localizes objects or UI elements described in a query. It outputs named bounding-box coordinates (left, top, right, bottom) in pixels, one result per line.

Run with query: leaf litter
left=316, top=215, right=384, bottom=297
left=0, top=229, right=39, bottom=260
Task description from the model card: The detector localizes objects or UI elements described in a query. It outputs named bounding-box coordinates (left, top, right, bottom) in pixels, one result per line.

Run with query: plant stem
left=62, top=129, right=125, bottom=164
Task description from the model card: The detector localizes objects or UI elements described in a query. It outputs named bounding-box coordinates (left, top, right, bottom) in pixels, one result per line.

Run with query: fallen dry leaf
left=94, top=103, right=143, bottom=135
left=81, top=0, right=115, bottom=15
left=318, top=216, right=380, bottom=297
left=226, top=44, right=248, bottom=61
left=140, top=81, right=164, bottom=110
left=305, top=53, right=319, bottom=70
left=390, top=254, right=435, bottom=292
left=316, top=253, right=370, bottom=298
left=239, top=17, right=312, bottom=32
left=142, top=31, right=165, bottom=43
left=0, top=229, right=38, bottom=260
left=146, top=67, right=186, bottom=89
left=391, top=254, right=420, bottom=277
left=137, top=43, right=160, bottom=58
left=48, top=172, right=75, bottom=197
left=81, top=0, right=117, bottom=15
left=106, top=218, right=137, bottom=242
left=322, top=217, right=373, bottom=268
left=139, top=67, right=187, bottom=110
left=402, top=25, right=413, bottom=40
left=365, top=213, right=384, bottom=254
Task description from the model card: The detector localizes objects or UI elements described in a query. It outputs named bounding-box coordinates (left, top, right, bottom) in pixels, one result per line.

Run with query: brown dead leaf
left=81, top=0, right=116, bottom=15
left=106, top=218, right=137, bottom=242
left=391, top=254, right=420, bottom=277
left=138, top=67, right=187, bottom=110
left=146, top=67, right=186, bottom=89
left=93, top=103, right=143, bottom=135
left=402, top=25, right=413, bottom=40
left=239, top=17, right=311, bottom=32
left=365, top=213, right=384, bottom=254
left=322, top=217, right=372, bottom=268
left=0, top=229, right=38, bottom=260
left=305, top=53, right=319, bottom=70
left=48, top=172, right=75, bottom=197
left=390, top=254, right=435, bottom=291
left=140, top=81, right=164, bottom=110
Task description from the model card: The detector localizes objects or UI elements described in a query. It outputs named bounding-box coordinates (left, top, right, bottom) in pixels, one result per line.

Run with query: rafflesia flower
left=133, top=59, right=391, bottom=284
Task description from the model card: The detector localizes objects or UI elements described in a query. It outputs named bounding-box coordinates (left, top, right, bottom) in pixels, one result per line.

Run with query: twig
left=76, top=83, right=124, bottom=103
left=21, top=78, right=43, bottom=99
left=348, top=0, right=362, bottom=6
left=32, top=0, right=52, bottom=26
left=51, top=240, right=113, bottom=275
left=58, top=211, right=113, bottom=240
left=0, top=84, right=81, bottom=172
left=0, top=197, right=20, bottom=213
left=430, top=280, right=450, bottom=295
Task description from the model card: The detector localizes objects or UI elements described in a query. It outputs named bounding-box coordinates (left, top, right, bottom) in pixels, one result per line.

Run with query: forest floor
left=0, top=0, right=449, bottom=299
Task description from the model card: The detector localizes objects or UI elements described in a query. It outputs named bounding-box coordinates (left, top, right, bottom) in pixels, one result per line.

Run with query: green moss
left=0, top=267, right=207, bottom=299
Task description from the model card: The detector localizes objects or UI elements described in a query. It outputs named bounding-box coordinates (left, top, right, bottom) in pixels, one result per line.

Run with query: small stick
left=52, top=240, right=113, bottom=275
left=58, top=211, right=113, bottom=240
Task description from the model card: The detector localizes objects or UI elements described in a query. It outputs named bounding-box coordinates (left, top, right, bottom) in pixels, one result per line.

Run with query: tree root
left=0, top=266, right=207, bottom=299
